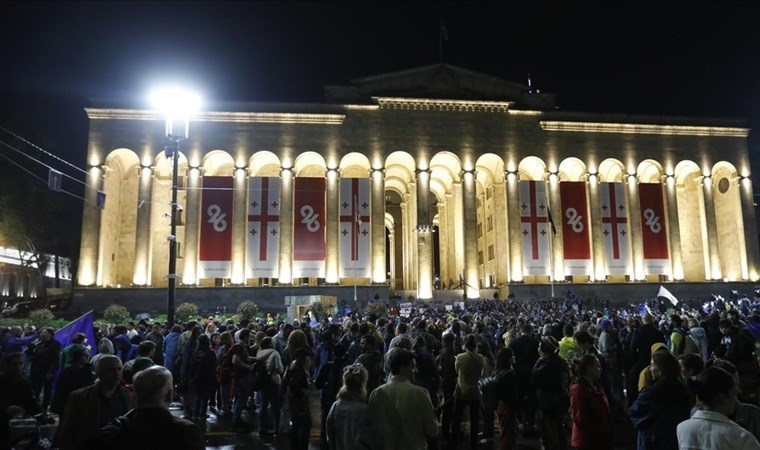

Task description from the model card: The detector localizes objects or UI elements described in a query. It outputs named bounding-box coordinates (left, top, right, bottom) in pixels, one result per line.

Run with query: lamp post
left=151, top=88, right=201, bottom=327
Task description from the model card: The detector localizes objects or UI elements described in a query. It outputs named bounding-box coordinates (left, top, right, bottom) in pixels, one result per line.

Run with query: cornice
left=372, top=97, right=513, bottom=113
left=540, top=121, right=749, bottom=137
left=85, top=108, right=345, bottom=125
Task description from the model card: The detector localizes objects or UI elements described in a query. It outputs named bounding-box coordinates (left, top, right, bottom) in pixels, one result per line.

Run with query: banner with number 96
left=293, top=177, right=326, bottom=278
left=639, top=183, right=669, bottom=274
left=560, top=181, right=592, bottom=275
left=199, top=176, right=233, bottom=278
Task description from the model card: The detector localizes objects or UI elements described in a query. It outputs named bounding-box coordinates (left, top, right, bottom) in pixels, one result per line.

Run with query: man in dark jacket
left=87, top=365, right=203, bottom=450
left=627, top=313, right=664, bottom=405
left=29, top=327, right=61, bottom=409
left=509, top=323, right=540, bottom=431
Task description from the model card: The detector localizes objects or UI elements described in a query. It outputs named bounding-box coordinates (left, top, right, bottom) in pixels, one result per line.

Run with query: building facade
left=77, top=64, right=760, bottom=300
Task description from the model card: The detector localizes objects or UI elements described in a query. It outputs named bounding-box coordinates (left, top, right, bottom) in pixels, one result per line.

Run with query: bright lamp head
left=150, top=87, right=202, bottom=140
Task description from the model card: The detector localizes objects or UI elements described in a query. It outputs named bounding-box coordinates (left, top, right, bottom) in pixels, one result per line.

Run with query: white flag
left=658, top=285, right=678, bottom=306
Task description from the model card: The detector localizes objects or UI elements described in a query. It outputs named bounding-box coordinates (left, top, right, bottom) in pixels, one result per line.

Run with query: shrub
left=237, top=301, right=259, bottom=320
left=309, top=302, right=330, bottom=320
left=29, top=309, right=55, bottom=327
left=103, top=304, right=130, bottom=324
left=365, top=301, right=388, bottom=318
left=175, top=302, right=199, bottom=322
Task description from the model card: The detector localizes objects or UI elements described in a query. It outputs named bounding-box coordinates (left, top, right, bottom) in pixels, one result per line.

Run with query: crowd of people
left=1, top=293, right=760, bottom=449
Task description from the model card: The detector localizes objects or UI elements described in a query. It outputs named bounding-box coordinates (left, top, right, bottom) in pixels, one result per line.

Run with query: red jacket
left=569, top=379, right=614, bottom=450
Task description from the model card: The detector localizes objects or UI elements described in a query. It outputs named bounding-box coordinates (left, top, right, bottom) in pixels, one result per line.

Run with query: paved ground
left=198, top=389, right=637, bottom=449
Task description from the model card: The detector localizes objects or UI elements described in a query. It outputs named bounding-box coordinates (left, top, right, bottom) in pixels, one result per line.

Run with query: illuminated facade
left=77, top=64, right=760, bottom=299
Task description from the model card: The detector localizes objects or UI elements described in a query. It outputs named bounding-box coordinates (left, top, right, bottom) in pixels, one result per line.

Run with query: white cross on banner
left=600, top=182, right=631, bottom=275
left=519, top=180, right=551, bottom=276
left=339, top=178, right=370, bottom=278
left=246, top=177, right=280, bottom=278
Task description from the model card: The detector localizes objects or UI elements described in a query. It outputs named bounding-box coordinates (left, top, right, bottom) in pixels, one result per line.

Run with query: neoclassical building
left=77, top=64, right=760, bottom=301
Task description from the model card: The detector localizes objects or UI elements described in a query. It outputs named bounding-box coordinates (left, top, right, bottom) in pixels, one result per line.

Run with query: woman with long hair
left=677, top=366, right=760, bottom=449
left=325, top=363, right=373, bottom=450
left=569, top=354, right=614, bottom=450
left=629, top=350, right=692, bottom=450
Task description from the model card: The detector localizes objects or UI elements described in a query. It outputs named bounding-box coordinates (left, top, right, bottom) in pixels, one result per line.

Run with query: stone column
left=625, top=174, right=645, bottom=280
left=739, top=176, right=760, bottom=280
left=492, top=181, right=510, bottom=289
left=461, top=169, right=479, bottom=298
left=451, top=182, right=465, bottom=286
left=370, top=168, right=386, bottom=284
left=181, top=167, right=202, bottom=285
left=325, top=167, right=340, bottom=284
left=132, top=165, right=154, bottom=286
left=547, top=172, right=564, bottom=282
left=230, top=167, right=248, bottom=285
left=663, top=175, right=683, bottom=280
left=702, top=176, right=721, bottom=280
left=437, top=199, right=449, bottom=287
left=77, top=165, right=104, bottom=286
left=416, top=169, right=433, bottom=299
left=505, top=171, right=523, bottom=282
left=586, top=173, right=605, bottom=281
left=278, top=167, right=294, bottom=284
left=400, top=198, right=410, bottom=290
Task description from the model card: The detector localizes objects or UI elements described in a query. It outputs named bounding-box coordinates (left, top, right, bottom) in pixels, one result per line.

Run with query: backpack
left=250, top=354, right=272, bottom=391
left=216, top=346, right=235, bottom=384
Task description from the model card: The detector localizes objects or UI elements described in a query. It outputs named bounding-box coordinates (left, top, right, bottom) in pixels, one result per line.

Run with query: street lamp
left=150, top=88, right=201, bottom=326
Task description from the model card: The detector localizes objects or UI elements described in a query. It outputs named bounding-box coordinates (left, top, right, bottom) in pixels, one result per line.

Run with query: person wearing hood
left=163, top=325, right=182, bottom=377
left=638, top=343, right=669, bottom=392
left=113, top=334, right=138, bottom=364
left=685, top=318, right=709, bottom=362
left=90, top=337, right=116, bottom=375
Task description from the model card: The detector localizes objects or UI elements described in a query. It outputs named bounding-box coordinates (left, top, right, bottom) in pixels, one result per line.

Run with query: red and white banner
left=519, top=180, right=551, bottom=276
left=339, top=178, right=370, bottom=278
left=198, top=176, right=233, bottom=279
left=600, top=182, right=631, bottom=275
left=639, top=183, right=669, bottom=274
left=560, top=182, right=592, bottom=275
left=293, top=177, right=325, bottom=278
left=246, top=177, right=280, bottom=278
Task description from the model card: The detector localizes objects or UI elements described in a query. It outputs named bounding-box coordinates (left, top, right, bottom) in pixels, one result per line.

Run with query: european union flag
left=53, top=310, right=97, bottom=356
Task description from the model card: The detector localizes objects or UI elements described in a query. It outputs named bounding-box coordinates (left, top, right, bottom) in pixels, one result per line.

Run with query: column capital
left=504, top=170, right=518, bottom=182
left=460, top=169, right=477, bottom=178
left=415, top=168, right=431, bottom=175
left=280, top=166, right=294, bottom=177
left=325, top=167, right=340, bottom=177
left=585, top=171, right=598, bottom=184
left=370, top=167, right=385, bottom=175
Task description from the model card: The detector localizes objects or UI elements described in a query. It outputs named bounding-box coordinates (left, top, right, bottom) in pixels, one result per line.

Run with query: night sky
left=1, top=1, right=759, bottom=254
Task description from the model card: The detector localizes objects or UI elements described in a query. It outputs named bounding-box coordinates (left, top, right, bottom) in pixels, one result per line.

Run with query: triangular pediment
left=324, top=64, right=555, bottom=110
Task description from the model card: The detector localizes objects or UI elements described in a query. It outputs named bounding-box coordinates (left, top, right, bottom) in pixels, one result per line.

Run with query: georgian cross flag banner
left=600, top=182, right=631, bottom=275
left=339, top=178, right=371, bottom=278
left=246, top=177, right=280, bottom=278
left=560, top=181, right=592, bottom=275
left=293, top=177, right=326, bottom=278
left=198, top=176, right=233, bottom=279
left=519, top=180, right=551, bottom=276
left=639, top=183, right=670, bottom=274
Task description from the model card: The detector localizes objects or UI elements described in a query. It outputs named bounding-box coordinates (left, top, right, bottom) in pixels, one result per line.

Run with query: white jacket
left=677, top=410, right=760, bottom=450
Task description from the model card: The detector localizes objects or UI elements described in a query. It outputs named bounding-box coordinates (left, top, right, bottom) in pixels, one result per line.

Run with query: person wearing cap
left=638, top=343, right=669, bottom=392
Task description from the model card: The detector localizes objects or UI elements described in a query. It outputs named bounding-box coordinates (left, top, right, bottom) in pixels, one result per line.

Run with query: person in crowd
left=113, top=334, right=138, bottom=364
left=316, top=344, right=349, bottom=450
left=558, top=324, right=579, bottom=363
left=283, top=347, right=312, bottom=450
left=326, top=363, right=373, bottom=450
left=637, top=342, right=669, bottom=392
left=59, top=332, right=87, bottom=369
left=389, top=322, right=413, bottom=351
left=143, top=322, right=165, bottom=366
left=679, top=353, right=705, bottom=380
left=283, top=329, right=309, bottom=369
left=719, top=318, right=760, bottom=404
left=274, top=323, right=293, bottom=356
left=356, top=334, right=384, bottom=396
left=0, top=352, right=41, bottom=447
left=230, top=328, right=255, bottom=428
left=677, top=366, right=760, bottom=450
left=452, top=333, right=485, bottom=448
left=437, top=332, right=458, bottom=439
left=669, top=315, right=688, bottom=356
left=51, top=346, right=94, bottom=414
left=122, top=340, right=156, bottom=384
left=163, top=325, right=182, bottom=378
left=58, top=355, right=135, bottom=450
left=477, top=340, right=496, bottom=444
left=188, top=334, right=216, bottom=422
left=629, top=350, right=692, bottom=450
left=569, top=354, right=614, bottom=450
left=29, top=326, right=61, bottom=409
left=627, top=313, right=665, bottom=405
left=368, top=348, right=438, bottom=450
left=215, top=331, right=234, bottom=416
left=493, top=348, right=518, bottom=450
left=509, top=323, right=540, bottom=432
left=256, top=336, right=284, bottom=435
left=90, top=336, right=115, bottom=375
left=684, top=317, right=709, bottom=362
left=532, top=335, right=570, bottom=450
left=86, top=365, right=204, bottom=450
